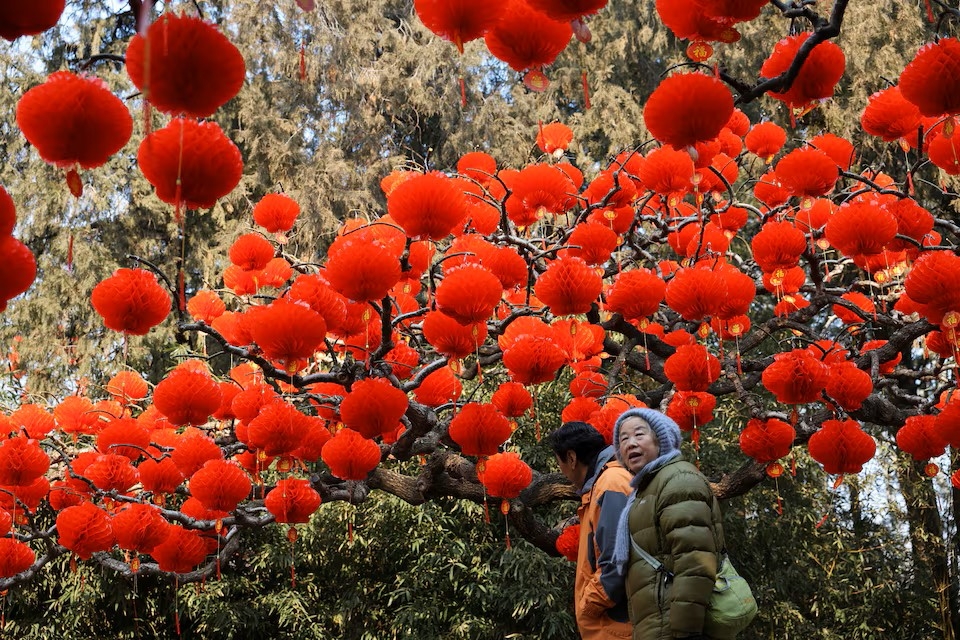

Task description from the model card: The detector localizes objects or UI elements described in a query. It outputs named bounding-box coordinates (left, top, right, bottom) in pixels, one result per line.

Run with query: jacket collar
left=578, top=445, right=617, bottom=496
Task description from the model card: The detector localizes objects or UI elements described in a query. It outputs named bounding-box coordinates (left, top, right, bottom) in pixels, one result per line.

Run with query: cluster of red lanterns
left=0, top=186, right=37, bottom=312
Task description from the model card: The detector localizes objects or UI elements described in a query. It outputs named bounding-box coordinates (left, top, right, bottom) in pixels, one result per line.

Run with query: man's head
left=549, top=421, right=607, bottom=490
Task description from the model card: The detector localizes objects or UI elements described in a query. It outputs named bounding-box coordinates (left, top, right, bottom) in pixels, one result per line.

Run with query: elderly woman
left=611, top=407, right=726, bottom=640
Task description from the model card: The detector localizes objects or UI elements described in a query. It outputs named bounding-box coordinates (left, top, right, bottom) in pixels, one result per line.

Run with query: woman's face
left=618, top=417, right=660, bottom=474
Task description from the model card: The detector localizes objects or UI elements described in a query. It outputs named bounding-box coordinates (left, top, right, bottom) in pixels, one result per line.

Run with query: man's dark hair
left=549, top=421, right=607, bottom=463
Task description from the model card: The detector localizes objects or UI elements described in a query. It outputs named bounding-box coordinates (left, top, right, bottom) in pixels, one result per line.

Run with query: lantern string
left=173, top=576, right=181, bottom=638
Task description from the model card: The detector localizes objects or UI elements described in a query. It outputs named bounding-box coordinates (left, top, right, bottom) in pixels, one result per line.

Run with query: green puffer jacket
left=624, top=458, right=725, bottom=640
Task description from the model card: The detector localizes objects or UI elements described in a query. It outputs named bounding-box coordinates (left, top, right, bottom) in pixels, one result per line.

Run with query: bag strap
left=629, top=535, right=673, bottom=578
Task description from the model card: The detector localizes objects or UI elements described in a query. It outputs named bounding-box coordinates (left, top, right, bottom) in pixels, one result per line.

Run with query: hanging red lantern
left=644, top=72, right=733, bottom=149
left=288, top=274, right=349, bottom=334
left=245, top=299, right=327, bottom=371
left=536, top=121, right=575, bottom=155
left=885, top=198, right=934, bottom=254
left=125, top=12, right=245, bottom=118
left=664, top=266, right=725, bottom=322
left=457, top=151, right=498, bottom=185
left=897, top=415, right=947, bottom=467
left=0, top=537, right=34, bottom=579
left=82, top=453, right=139, bottom=493
left=0, top=235, right=35, bottom=310
left=638, top=146, right=695, bottom=202
left=824, top=200, right=898, bottom=259
left=56, top=502, right=116, bottom=560
left=810, top=133, right=855, bottom=171
left=807, top=419, right=876, bottom=476
left=10, top=404, right=55, bottom=440
left=582, top=170, right=637, bottom=209
left=229, top=233, right=275, bottom=271
left=448, top=403, right=513, bottom=457
left=189, top=459, right=251, bottom=513
left=253, top=193, right=300, bottom=234
left=860, top=86, right=923, bottom=142
left=153, top=368, right=222, bottom=427
left=479, top=451, right=532, bottom=499
left=534, top=256, right=603, bottom=316
left=90, top=268, right=171, bottom=336
left=436, top=263, right=503, bottom=325
left=53, top=395, right=100, bottom=437
left=832, top=291, right=875, bottom=325
left=898, top=37, right=960, bottom=117
left=491, top=382, right=534, bottom=418
left=387, top=172, right=469, bottom=240
left=760, top=32, right=845, bottom=111
left=606, top=268, right=666, bottom=321
left=564, top=222, right=619, bottom=266
left=384, top=342, right=420, bottom=380
left=245, top=401, right=313, bottom=457
left=137, top=118, right=243, bottom=210
left=774, top=147, right=840, bottom=200
left=170, top=430, right=223, bottom=478
left=824, top=361, right=873, bottom=412
left=15, top=71, right=132, bottom=194
left=561, top=396, right=602, bottom=424
left=0, top=436, right=49, bottom=486
left=504, top=163, right=576, bottom=228
left=414, top=0, right=508, bottom=54
left=339, top=378, right=409, bottom=440
left=750, top=220, right=806, bottom=273
left=265, top=478, right=322, bottom=524
left=762, top=349, right=829, bottom=405
left=106, top=371, right=149, bottom=408
left=570, top=370, right=607, bottom=399
left=0, top=476, right=49, bottom=514
left=324, top=237, right=402, bottom=302
left=112, top=503, right=170, bottom=554
left=502, top=334, right=569, bottom=384
left=321, top=428, right=381, bottom=481
left=137, top=456, right=185, bottom=498
left=0, top=1, right=65, bottom=40
left=422, top=310, right=488, bottom=360
left=96, top=418, right=151, bottom=461
left=413, top=365, right=463, bottom=407
left=665, top=390, right=716, bottom=433
left=555, top=523, right=580, bottom=562
left=186, top=289, right=226, bottom=325
left=663, top=344, right=721, bottom=392
left=484, top=1, right=572, bottom=90
left=904, top=250, right=960, bottom=325
left=148, top=524, right=210, bottom=573
left=744, top=121, right=786, bottom=162
left=739, top=417, right=795, bottom=474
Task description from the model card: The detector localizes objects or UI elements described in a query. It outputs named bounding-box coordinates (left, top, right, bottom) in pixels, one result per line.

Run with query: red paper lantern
left=898, top=37, right=960, bottom=117
left=56, top=502, right=115, bottom=560
left=479, top=451, right=532, bottom=499
left=339, top=378, right=409, bottom=440
left=897, top=415, right=947, bottom=462
left=125, top=13, right=245, bottom=118
left=565, top=222, right=619, bottom=266
left=824, top=361, right=873, bottom=412
left=387, top=172, right=469, bottom=240
left=253, top=193, right=300, bottom=234
left=190, top=459, right=251, bottom=513
left=744, top=121, right=787, bottom=161
left=536, top=122, right=574, bottom=155
left=0, top=436, right=49, bottom=486
left=762, top=349, right=829, bottom=404
left=10, top=404, right=55, bottom=440
left=264, top=478, right=322, bottom=524
left=561, top=396, right=602, bottom=424
left=413, top=365, right=463, bottom=407
left=824, top=200, right=898, bottom=259
left=137, top=118, right=243, bottom=209
left=904, top=250, right=960, bottom=325
left=15, top=71, right=132, bottom=171
left=739, top=418, right=795, bottom=464
left=528, top=0, right=607, bottom=21
left=170, top=430, right=223, bottom=477
left=534, top=256, right=603, bottom=316
left=457, top=151, right=498, bottom=185
left=106, top=371, right=149, bottom=408
left=760, top=32, right=845, bottom=110
left=807, top=419, right=876, bottom=476
left=246, top=401, right=313, bottom=457
left=774, top=148, right=840, bottom=199
left=414, top=0, right=508, bottom=53
left=436, top=263, right=503, bottom=325
left=148, top=524, right=210, bottom=573
left=484, top=1, right=572, bottom=83
left=324, top=237, right=402, bottom=302
left=448, top=403, right=512, bottom=457
left=91, top=268, right=171, bottom=336
left=229, top=233, right=275, bottom=271
left=606, top=268, right=666, bottom=321
left=491, top=382, right=534, bottom=418
left=321, top=428, right=381, bottom=481
left=112, top=503, right=170, bottom=553
left=861, top=86, right=923, bottom=142
left=502, top=335, right=569, bottom=384
left=82, top=453, right=139, bottom=493
left=751, top=220, right=806, bottom=273
left=422, top=310, right=488, bottom=360
left=153, top=368, right=222, bottom=427
left=245, top=299, right=327, bottom=370
left=644, top=72, right=734, bottom=148
left=0, top=238, right=35, bottom=308
left=555, top=523, right=580, bottom=562
left=137, top=456, right=185, bottom=497
left=665, top=390, right=716, bottom=432
left=384, top=342, right=420, bottom=380
left=663, top=344, right=721, bottom=392
left=53, top=396, right=100, bottom=437
left=504, top=163, right=576, bottom=227
left=0, top=537, right=34, bottom=579
left=0, top=1, right=65, bottom=40
left=664, top=267, right=724, bottom=322
left=186, top=289, right=226, bottom=325
left=96, top=418, right=151, bottom=461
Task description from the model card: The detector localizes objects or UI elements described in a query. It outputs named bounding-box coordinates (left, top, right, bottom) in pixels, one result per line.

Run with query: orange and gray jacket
left=574, top=445, right=634, bottom=639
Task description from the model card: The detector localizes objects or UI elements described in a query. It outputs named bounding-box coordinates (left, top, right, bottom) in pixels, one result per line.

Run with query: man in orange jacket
left=551, top=421, right=634, bottom=639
